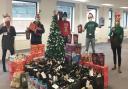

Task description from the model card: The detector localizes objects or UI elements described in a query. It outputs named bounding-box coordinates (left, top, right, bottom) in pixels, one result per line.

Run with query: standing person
left=27, top=14, right=45, bottom=45
left=59, top=12, right=71, bottom=44
left=83, top=13, right=98, bottom=53
left=109, top=13, right=124, bottom=73
left=0, top=15, right=16, bottom=72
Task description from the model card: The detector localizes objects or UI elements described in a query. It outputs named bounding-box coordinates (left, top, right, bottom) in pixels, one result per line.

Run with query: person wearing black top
left=0, top=16, right=16, bottom=72
left=27, top=14, right=45, bottom=45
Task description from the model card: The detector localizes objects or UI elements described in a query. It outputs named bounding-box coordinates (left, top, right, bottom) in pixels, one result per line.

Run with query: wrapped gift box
left=9, top=72, right=14, bottom=81
left=28, top=77, right=47, bottom=89
left=78, top=24, right=83, bottom=33
left=92, top=53, right=105, bottom=66
left=31, top=44, right=45, bottom=58
left=14, top=60, right=26, bottom=72
left=38, top=44, right=45, bottom=51
left=73, top=34, right=78, bottom=44
left=65, top=43, right=76, bottom=53
left=72, top=54, right=80, bottom=63
left=8, top=60, right=25, bottom=73
left=10, top=71, right=24, bottom=88
left=8, top=61, right=16, bottom=73
left=67, top=34, right=72, bottom=44
left=75, top=44, right=81, bottom=54
left=65, top=43, right=81, bottom=54
left=31, top=45, right=39, bottom=54
left=81, top=53, right=92, bottom=62
left=65, top=53, right=72, bottom=62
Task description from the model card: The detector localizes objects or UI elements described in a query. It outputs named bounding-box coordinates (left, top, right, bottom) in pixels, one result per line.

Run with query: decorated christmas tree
left=45, top=15, right=65, bottom=60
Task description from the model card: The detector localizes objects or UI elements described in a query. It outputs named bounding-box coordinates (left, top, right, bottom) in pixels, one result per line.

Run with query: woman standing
left=109, top=19, right=124, bottom=73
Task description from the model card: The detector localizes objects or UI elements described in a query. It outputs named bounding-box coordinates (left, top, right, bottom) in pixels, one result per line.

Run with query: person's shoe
left=3, top=69, right=7, bottom=72
left=3, top=67, right=7, bottom=72
left=118, top=67, right=122, bottom=73
left=112, top=65, right=116, bottom=70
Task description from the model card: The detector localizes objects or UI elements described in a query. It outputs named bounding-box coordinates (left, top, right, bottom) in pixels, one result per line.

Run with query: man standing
left=0, top=15, right=16, bottom=72
left=27, top=14, right=45, bottom=45
left=59, top=12, right=71, bottom=44
left=83, top=13, right=98, bottom=53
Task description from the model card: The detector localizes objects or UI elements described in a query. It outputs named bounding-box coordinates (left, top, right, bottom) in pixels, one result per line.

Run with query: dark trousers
left=111, top=46, right=121, bottom=67
left=2, top=48, right=15, bottom=71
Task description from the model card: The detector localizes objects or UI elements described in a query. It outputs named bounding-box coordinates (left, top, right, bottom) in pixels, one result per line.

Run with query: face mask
left=63, top=17, right=67, bottom=21
left=35, top=18, right=40, bottom=22
left=115, top=22, right=120, bottom=27
left=88, top=18, right=92, bottom=21
left=5, top=21, right=10, bottom=27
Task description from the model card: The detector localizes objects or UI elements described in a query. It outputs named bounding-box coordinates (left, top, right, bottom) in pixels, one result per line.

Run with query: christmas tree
left=45, top=15, right=65, bottom=60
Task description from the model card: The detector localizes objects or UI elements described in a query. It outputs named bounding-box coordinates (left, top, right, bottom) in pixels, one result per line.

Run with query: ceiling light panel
left=74, top=0, right=88, bottom=2
left=101, top=4, right=113, bottom=6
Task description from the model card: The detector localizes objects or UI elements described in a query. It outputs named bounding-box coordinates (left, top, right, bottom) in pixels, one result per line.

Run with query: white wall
left=39, top=0, right=57, bottom=46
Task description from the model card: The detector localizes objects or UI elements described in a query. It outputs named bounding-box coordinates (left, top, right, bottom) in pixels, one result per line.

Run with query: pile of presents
left=7, top=33, right=108, bottom=89
left=7, top=44, right=45, bottom=88
left=66, top=34, right=108, bottom=89
left=24, top=58, right=104, bottom=89
left=65, top=34, right=81, bottom=63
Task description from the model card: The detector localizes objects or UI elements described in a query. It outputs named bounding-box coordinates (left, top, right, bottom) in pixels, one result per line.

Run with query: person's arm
left=34, top=23, right=45, bottom=36
left=83, top=23, right=87, bottom=32
left=96, top=22, right=98, bottom=27
left=0, top=26, right=4, bottom=34
left=38, top=24, right=45, bottom=33
left=0, top=27, right=3, bottom=34
left=108, top=27, right=115, bottom=37
left=108, top=27, right=114, bottom=42
left=11, top=26, right=16, bottom=36
left=120, top=27, right=124, bottom=44
left=0, top=23, right=4, bottom=29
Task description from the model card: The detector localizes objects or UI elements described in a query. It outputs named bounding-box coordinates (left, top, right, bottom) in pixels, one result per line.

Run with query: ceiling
left=59, top=0, right=128, bottom=8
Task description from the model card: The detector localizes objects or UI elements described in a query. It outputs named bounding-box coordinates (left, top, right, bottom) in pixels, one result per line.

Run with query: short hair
left=88, top=13, right=93, bottom=18
left=63, top=12, right=67, bottom=17
left=3, top=13, right=10, bottom=18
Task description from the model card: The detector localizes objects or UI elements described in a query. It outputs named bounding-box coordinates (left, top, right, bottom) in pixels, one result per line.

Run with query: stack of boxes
left=65, top=34, right=81, bottom=63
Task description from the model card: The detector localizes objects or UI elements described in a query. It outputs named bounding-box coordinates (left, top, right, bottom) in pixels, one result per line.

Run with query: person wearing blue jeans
left=86, top=38, right=95, bottom=53
left=83, top=13, right=98, bottom=53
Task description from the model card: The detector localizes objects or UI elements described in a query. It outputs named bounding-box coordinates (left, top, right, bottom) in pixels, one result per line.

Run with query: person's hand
left=37, top=27, right=42, bottom=30
left=108, top=39, right=110, bottom=43
left=26, top=27, right=30, bottom=31
left=34, top=29, right=37, bottom=33
left=0, top=23, right=4, bottom=26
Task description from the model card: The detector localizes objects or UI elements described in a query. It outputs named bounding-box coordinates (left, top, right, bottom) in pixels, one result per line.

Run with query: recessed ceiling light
left=120, top=7, right=128, bottom=9
left=74, top=0, right=88, bottom=2
left=101, top=4, right=113, bottom=6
